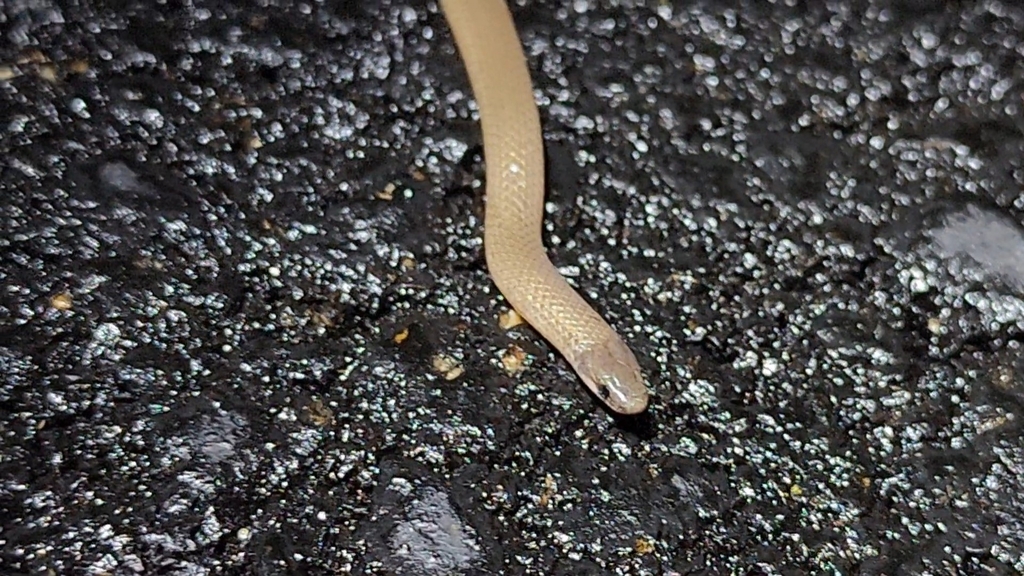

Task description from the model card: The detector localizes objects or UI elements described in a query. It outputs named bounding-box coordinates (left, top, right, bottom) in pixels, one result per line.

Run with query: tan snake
left=440, top=0, right=650, bottom=414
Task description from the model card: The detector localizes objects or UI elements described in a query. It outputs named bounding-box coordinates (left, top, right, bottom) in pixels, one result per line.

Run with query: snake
left=439, top=0, right=650, bottom=414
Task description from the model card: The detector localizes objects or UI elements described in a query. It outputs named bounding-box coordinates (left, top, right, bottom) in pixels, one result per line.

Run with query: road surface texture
left=2, top=0, right=1024, bottom=574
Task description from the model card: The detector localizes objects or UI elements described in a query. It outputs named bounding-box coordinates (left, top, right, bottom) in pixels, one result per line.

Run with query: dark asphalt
left=2, top=0, right=1024, bottom=574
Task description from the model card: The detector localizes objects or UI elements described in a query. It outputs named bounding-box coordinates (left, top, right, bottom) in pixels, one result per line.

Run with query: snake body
left=440, top=0, right=650, bottom=414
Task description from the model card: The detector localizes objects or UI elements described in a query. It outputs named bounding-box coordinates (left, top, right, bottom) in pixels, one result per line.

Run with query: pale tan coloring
left=440, top=0, right=650, bottom=414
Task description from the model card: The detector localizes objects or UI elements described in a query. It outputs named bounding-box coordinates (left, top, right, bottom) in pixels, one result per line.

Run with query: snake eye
left=575, top=336, right=650, bottom=415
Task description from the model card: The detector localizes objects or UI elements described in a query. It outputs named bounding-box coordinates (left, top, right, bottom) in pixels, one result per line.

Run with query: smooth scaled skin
left=440, top=0, right=650, bottom=414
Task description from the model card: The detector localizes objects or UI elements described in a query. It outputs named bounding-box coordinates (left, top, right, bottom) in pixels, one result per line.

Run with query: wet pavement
left=2, top=0, right=1024, bottom=574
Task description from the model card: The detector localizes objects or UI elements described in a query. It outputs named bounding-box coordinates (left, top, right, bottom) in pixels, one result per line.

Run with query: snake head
left=574, top=334, right=650, bottom=415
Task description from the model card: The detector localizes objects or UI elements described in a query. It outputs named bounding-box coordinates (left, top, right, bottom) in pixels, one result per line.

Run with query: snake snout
left=575, top=335, right=650, bottom=415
